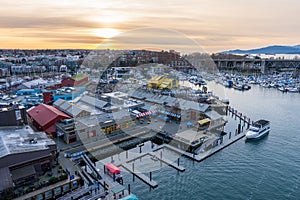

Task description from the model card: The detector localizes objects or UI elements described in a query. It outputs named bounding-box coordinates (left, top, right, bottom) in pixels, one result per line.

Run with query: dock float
left=121, top=163, right=158, bottom=188
left=161, top=131, right=245, bottom=162
left=148, top=152, right=185, bottom=172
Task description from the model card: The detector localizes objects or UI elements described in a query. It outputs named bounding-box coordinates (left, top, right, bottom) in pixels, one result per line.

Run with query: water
left=121, top=82, right=300, bottom=200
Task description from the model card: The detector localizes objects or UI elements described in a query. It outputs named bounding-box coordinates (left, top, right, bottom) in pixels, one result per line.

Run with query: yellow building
left=147, top=75, right=166, bottom=89
left=148, top=76, right=178, bottom=90
left=159, top=78, right=178, bottom=90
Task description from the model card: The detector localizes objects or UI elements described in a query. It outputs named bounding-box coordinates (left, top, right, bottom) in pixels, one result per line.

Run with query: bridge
left=213, top=58, right=300, bottom=73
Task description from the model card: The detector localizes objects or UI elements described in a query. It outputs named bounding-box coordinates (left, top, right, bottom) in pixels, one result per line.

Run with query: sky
left=0, top=0, right=300, bottom=53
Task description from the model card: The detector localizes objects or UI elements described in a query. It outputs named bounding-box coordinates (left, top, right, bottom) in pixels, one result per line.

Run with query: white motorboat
left=246, top=119, right=270, bottom=140
left=287, top=87, right=299, bottom=93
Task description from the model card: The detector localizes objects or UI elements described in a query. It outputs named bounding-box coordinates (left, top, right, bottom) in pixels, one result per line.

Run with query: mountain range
left=222, top=44, right=300, bottom=54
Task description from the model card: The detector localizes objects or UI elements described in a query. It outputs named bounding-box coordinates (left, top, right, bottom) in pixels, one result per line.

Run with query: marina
left=119, top=81, right=300, bottom=200
left=1, top=0, right=300, bottom=198
left=213, top=72, right=300, bottom=93
left=0, top=50, right=299, bottom=200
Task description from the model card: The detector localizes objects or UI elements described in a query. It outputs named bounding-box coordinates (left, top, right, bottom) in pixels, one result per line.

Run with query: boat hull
left=245, top=128, right=270, bottom=140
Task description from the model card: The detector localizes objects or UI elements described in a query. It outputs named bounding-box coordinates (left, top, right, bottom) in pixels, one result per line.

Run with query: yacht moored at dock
left=245, top=119, right=270, bottom=140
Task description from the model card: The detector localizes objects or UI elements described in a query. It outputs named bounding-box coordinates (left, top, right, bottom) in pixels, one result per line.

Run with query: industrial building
left=27, top=104, right=71, bottom=135
left=0, top=127, right=56, bottom=197
left=53, top=98, right=91, bottom=118
left=0, top=105, right=28, bottom=127
left=61, top=73, right=88, bottom=87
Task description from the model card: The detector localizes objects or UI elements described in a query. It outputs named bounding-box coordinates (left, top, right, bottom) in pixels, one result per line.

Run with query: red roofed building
left=61, top=73, right=88, bottom=87
left=27, top=104, right=71, bottom=136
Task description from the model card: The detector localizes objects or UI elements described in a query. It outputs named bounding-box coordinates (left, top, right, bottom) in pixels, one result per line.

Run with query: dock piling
left=160, top=151, right=163, bottom=168
left=132, top=162, right=135, bottom=172
left=238, top=124, right=241, bottom=134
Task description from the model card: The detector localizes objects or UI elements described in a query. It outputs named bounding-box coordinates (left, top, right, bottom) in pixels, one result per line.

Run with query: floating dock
left=121, top=163, right=158, bottom=188
left=148, top=152, right=185, bottom=172
left=227, top=106, right=252, bottom=128
left=161, top=130, right=245, bottom=162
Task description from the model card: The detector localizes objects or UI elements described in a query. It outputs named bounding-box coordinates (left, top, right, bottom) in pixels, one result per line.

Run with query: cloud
left=0, top=16, right=99, bottom=29
left=47, top=38, right=104, bottom=44
left=0, top=0, right=300, bottom=52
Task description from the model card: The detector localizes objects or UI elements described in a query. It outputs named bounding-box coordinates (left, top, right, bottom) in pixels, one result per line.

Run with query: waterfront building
left=0, top=105, right=27, bottom=127
left=53, top=98, right=91, bottom=118
left=56, top=109, right=136, bottom=144
left=0, top=127, right=57, bottom=197
left=55, top=119, right=76, bottom=144
left=42, top=86, right=86, bottom=103
left=27, top=104, right=71, bottom=136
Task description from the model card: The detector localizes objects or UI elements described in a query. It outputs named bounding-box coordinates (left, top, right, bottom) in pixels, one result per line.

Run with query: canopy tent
left=135, top=110, right=157, bottom=118
left=105, top=163, right=121, bottom=174
left=198, top=118, right=211, bottom=125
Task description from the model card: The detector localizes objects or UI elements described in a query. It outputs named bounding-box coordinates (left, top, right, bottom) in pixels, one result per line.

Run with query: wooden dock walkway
left=227, top=106, right=252, bottom=128
left=148, top=152, right=185, bottom=172
left=121, top=163, right=158, bottom=188
left=81, top=154, right=127, bottom=198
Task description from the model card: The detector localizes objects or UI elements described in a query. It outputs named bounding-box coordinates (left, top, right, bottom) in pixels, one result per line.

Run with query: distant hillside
left=223, top=44, right=300, bottom=54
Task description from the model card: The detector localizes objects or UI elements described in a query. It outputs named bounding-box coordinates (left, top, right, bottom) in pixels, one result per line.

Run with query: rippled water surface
left=121, top=83, right=300, bottom=200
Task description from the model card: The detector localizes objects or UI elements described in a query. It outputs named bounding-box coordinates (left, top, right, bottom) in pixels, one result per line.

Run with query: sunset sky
left=1, top=0, right=300, bottom=53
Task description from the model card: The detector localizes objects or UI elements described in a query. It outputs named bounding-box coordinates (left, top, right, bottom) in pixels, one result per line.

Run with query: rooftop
left=104, top=91, right=128, bottom=99
left=53, top=98, right=91, bottom=117
left=71, top=73, right=87, bottom=81
left=129, top=90, right=210, bottom=112
left=27, top=104, right=71, bottom=127
left=0, top=127, right=55, bottom=159
left=174, top=129, right=207, bottom=143
left=21, top=78, right=60, bottom=89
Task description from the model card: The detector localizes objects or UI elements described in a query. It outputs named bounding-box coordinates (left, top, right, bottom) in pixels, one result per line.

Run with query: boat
left=242, top=83, right=251, bottom=90
left=233, top=83, right=243, bottom=90
left=287, top=87, right=299, bottom=93
left=245, top=119, right=270, bottom=140
left=223, top=80, right=230, bottom=87
left=278, top=86, right=287, bottom=92
left=260, top=83, right=270, bottom=88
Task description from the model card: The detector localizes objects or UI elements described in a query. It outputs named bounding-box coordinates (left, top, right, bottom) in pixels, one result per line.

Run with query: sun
left=94, top=28, right=120, bottom=39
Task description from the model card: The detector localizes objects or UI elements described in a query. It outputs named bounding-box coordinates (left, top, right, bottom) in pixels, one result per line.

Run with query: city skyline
left=1, top=0, right=300, bottom=53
